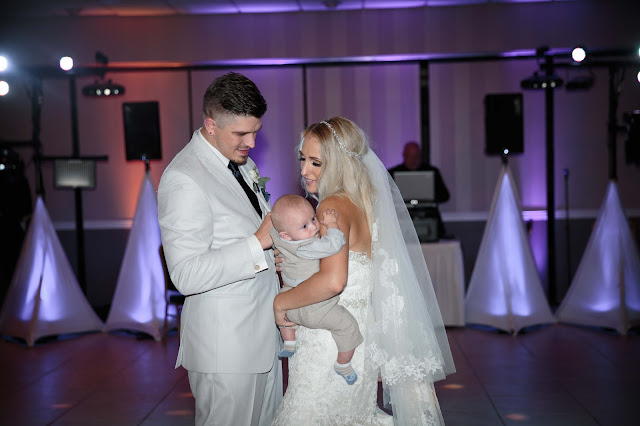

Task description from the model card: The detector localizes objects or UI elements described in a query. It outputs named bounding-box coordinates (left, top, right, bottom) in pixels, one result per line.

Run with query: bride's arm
left=273, top=197, right=350, bottom=326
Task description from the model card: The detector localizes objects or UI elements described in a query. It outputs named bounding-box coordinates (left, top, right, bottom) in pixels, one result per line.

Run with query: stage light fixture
left=0, top=80, right=9, bottom=96
left=637, top=70, right=640, bottom=84
left=59, top=56, right=73, bottom=71
left=0, top=55, right=7, bottom=72
left=520, top=72, right=563, bottom=90
left=571, top=47, right=586, bottom=63
left=82, top=79, right=125, bottom=97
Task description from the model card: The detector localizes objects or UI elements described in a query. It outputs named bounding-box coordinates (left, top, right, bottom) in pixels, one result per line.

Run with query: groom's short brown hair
left=203, top=72, right=267, bottom=121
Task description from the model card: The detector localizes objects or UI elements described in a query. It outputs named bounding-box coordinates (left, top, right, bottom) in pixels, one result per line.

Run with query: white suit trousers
left=188, top=355, right=281, bottom=426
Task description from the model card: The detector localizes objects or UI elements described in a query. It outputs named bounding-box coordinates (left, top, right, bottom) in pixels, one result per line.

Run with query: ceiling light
left=0, top=80, right=9, bottom=96
left=571, top=47, right=586, bottom=63
left=59, top=56, right=74, bottom=71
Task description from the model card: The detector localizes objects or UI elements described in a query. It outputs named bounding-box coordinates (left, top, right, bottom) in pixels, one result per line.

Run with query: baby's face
left=286, top=203, right=319, bottom=241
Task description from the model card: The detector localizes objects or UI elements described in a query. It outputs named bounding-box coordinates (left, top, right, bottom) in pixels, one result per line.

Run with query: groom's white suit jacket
left=157, top=129, right=280, bottom=374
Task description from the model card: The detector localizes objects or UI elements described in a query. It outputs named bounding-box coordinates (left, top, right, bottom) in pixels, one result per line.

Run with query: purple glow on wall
left=184, top=5, right=237, bottom=15
left=367, top=1, right=426, bottom=9
left=237, top=3, right=299, bottom=14
left=191, top=49, right=543, bottom=69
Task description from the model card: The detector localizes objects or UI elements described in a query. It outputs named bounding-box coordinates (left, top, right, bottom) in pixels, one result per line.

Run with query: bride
left=272, top=117, right=455, bottom=425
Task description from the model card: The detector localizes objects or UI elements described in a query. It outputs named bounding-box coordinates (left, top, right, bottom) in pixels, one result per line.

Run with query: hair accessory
left=321, top=121, right=361, bottom=158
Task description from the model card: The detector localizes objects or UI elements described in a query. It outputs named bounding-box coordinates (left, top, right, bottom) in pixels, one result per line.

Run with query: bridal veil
left=363, top=149, right=455, bottom=424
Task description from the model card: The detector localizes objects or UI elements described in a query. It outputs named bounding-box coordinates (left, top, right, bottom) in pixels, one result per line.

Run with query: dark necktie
left=228, top=161, right=262, bottom=217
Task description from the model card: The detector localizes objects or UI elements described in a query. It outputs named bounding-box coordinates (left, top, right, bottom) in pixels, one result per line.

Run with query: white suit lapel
left=192, top=136, right=263, bottom=226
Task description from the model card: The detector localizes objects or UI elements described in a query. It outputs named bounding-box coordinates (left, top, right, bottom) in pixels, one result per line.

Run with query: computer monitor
left=394, top=171, right=435, bottom=203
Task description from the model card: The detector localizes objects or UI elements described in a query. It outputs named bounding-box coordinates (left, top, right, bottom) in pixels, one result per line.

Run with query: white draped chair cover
left=0, top=197, right=103, bottom=346
left=556, top=181, right=640, bottom=334
left=104, top=173, right=167, bottom=341
left=465, top=165, right=556, bottom=334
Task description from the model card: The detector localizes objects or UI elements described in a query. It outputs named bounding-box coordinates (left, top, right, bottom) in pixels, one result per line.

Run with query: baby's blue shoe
left=278, top=348, right=295, bottom=358
left=336, top=368, right=357, bottom=385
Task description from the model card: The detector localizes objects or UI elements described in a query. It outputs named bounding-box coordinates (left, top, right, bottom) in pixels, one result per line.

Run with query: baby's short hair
left=271, top=194, right=312, bottom=232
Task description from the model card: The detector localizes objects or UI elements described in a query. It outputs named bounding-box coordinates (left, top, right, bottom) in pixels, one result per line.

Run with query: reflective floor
left=1, top=323, right=638, bottom=425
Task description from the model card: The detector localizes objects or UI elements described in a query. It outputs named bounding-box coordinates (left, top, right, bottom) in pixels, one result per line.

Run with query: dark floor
left=1, top=323, right=638, bottom=426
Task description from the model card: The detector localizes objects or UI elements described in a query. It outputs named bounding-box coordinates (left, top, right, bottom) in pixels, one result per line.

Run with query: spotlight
left=637, top=70, right=640, bottom=84
left=0, top=55, right=7, bottom=72
left=520, top=72, right=563, bottom=90
left=571, top=47, right=586, bottom=63
left=59, top=56, right=74, bottom=71
left=0, top=80, right=9, bottom=96
left=566, top=75, right=595, bottom=91
left=82, top=79, right=125, bottom=97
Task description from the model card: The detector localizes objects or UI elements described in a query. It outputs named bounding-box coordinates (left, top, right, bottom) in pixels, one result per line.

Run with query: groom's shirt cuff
left=248, top=235, right=268, bottom=273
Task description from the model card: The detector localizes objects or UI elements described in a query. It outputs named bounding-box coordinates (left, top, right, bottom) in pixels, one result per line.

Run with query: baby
left=270, top=194, right=363, bottom=385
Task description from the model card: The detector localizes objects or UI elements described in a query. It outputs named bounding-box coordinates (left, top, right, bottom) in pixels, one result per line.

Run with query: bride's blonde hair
left=300, top=117, right=375, bottom=229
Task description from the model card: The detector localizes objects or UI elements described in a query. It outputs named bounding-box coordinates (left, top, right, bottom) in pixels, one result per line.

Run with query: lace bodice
left=272, top=251, right=392, bottom=426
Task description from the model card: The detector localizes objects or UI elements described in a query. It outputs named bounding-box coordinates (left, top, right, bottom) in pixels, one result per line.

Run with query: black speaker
left=123, top=101, right=162, bottom=161
left=484, top=93, right=524, bottom=156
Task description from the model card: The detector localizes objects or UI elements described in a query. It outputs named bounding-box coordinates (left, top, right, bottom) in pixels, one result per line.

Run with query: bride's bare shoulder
left=317, top=194, right=357, bottom=216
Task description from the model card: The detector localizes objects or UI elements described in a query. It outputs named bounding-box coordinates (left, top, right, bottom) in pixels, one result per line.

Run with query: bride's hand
left=274, top=294, right=297, bottom=328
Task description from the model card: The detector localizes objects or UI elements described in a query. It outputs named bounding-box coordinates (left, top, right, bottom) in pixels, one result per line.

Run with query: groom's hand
left=255, top=212, right=274, bottom=250
left=273, top=248, right=284, bottom=272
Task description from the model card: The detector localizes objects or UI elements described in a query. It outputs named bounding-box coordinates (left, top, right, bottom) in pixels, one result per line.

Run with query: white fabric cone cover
left=0, top=197, right=103, bottom=346
left=557, top=181, right=640, bottom=334
left=104, top=173, right=166, bottom=340
left=465, top=165, right=555, bottom=334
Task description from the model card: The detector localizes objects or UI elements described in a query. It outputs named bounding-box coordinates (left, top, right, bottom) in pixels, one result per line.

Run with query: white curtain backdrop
left=465, top=165, right=555, bottom=334
left=0, top=197, right=103, bottom=346
left=556, top=181, right=640, bottom=334
left=104, top=173, right=166, bottom=341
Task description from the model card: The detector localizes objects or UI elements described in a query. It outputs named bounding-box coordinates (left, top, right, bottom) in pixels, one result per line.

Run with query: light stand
left=543, top=53, right=559, bottom=306
left=607, top=65, right=624, bottom=180
left=563, top=168, right=571, bottom=287
left=521, top=48, right=562, bottom=306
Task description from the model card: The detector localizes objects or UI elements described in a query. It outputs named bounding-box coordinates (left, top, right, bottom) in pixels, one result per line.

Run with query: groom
left=158, top=72, right=282, bottom=426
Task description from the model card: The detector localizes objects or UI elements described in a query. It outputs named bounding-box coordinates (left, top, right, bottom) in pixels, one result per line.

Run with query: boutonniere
left=248, top=167, right=271, bottom=202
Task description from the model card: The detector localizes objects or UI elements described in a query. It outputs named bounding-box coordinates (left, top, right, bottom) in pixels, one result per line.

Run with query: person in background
left=388, top=141, right=450, bottom=238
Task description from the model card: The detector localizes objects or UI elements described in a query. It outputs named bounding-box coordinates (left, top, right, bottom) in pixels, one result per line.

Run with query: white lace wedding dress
left=272, top=251, right=394, bottom=425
